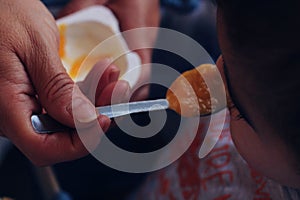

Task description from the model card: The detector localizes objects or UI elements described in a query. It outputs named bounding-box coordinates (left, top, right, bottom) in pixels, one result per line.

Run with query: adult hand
left=0, top=0, right=127, bottom=166
left=58, top=0, right=160, bottom=101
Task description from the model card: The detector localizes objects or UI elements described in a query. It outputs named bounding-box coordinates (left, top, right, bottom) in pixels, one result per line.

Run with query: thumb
left=37, top=65, right=97, bottom=126
left=23, top=40, right=99, bottom=127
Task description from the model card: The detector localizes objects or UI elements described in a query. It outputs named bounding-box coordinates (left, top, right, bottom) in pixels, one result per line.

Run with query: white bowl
left=56, top=6, right=141, bottom=87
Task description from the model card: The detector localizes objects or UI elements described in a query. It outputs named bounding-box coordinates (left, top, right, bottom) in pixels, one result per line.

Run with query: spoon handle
left=31, top=99, right=169, bottom=134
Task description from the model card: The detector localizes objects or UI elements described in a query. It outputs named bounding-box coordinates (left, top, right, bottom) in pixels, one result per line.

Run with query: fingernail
left=113, top=81, right=131, bottom=104
left=108, top=65, right=120, bottom=82
left=103, top=57, right=113, bottom=63
left=121, top=81, right=131, bottom=99
left=93, top=58, right=113, bottom=69
left=72, top=98, right=98, bottom=123
left=124, top=85, right=131, bottom=100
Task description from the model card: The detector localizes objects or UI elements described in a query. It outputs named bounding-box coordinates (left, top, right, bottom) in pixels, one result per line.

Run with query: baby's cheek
left=229, top=116, right=262, bottom=169
left=229, top=111, right=300, bottom=188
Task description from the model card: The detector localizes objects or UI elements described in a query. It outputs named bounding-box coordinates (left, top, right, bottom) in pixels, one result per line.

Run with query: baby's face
left=216, top=57, right=300, bottom=188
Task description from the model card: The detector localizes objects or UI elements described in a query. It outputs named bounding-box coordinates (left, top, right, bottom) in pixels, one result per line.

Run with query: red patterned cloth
left=132, top=111, right=293, bottom=200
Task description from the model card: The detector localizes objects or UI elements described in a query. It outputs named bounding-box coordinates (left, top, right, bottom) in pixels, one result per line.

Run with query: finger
left=128, top=62, right=151, bottom=101
left=0, top=54, right=110, bottom=165
left=78, top=61, right=120, bottom=102
left=14, top=105, right=110, bottom=166
left=130, top=85, right=150, bottom=102
left=7, top=90, right=110, bottom=166
left=18, top=27, right=105, bottom=127
left=96, top=80, right=130, bottom=106
left=95, top=64, right=120, bottom=99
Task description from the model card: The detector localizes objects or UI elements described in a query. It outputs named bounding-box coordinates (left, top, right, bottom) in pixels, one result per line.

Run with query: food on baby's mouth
left=166, top=64, right=224, bottom=117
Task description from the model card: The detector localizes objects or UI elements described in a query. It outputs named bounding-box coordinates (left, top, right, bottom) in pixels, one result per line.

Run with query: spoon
left=31, top=99, right=169, bottom=133
left=31, top=64, right=226, bottom=133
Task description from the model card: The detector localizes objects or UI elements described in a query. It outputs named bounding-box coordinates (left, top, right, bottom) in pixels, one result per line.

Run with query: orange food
left=166, top=64, right=224, bottom=117
left=68, top=55, right=86, bottom=78
left=58, top=24, right=66, bottom=58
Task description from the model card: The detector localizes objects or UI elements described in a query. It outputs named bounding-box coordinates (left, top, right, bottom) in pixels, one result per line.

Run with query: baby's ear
left=216, top=56, right=237, bottom=117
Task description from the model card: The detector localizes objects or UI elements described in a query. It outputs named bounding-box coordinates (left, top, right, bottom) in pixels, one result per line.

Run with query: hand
left=107, top=0, right=160, bottom=101
left=0, top=0, right=127, bottom=166
left=58, top=0, right=160, bottom=101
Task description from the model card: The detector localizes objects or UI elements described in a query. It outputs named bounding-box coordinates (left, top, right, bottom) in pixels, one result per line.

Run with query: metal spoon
left=31, top=99, right=169, bottom=133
